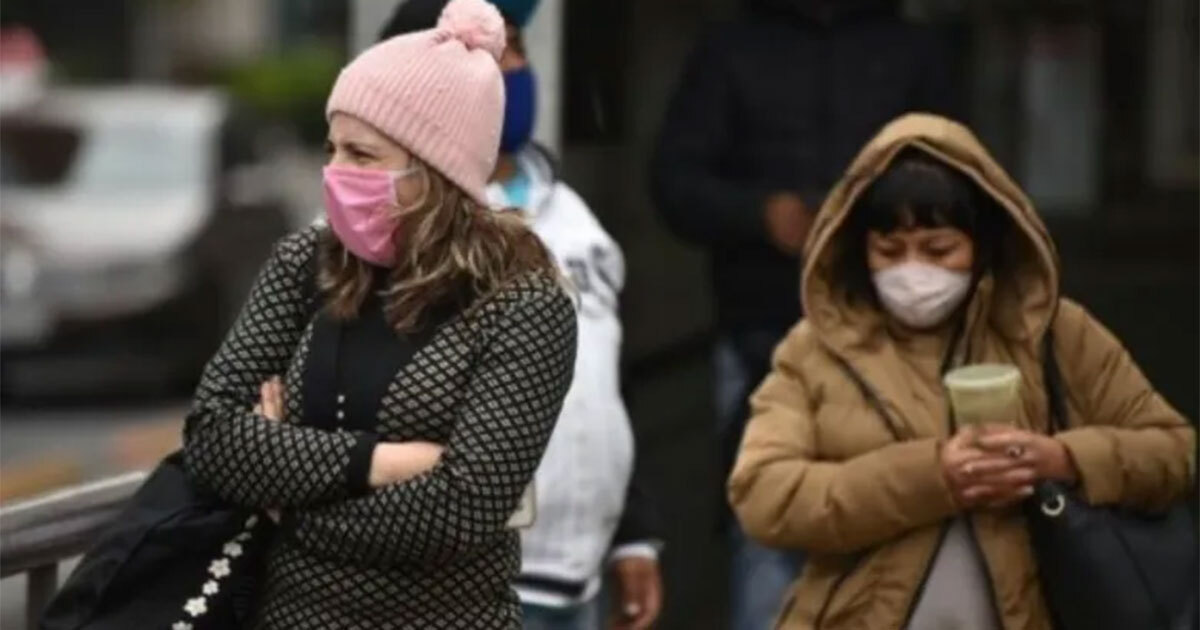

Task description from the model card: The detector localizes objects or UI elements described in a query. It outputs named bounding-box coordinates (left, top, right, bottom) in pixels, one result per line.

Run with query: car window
left=0, top=118, right=82, bottom=186
left=70, top=122, right=208, bottom=192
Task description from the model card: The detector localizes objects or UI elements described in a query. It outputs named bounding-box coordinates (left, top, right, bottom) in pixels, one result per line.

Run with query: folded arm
left=183, top=228, right=375, bottom=509
left=728, top=331, right=957, bottom=555
left=289, top=283, right=578, bottom=568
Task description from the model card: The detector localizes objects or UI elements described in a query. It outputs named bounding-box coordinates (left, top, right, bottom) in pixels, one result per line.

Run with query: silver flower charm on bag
left=184, top=597, right=207, bottom=617
left=208, top=558, right=231, bottom=579
left=171, top=514, right=259, bottom=628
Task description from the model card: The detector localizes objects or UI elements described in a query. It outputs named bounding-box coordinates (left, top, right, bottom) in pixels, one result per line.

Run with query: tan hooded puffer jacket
left=727, top=113, right=1195, bottom=630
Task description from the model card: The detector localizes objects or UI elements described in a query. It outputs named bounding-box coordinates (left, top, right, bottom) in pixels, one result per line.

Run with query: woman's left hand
left=254, top=377, right=285, bottom=421
left=976, top=428, right=1078, bottom=485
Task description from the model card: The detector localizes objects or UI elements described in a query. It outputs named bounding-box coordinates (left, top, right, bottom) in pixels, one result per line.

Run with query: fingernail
left=1021, top=486, right=1035, bottom=496
left=624, top=603, right=641, bottom=617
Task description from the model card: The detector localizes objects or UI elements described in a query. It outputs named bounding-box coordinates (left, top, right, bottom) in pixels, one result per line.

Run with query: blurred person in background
left=182, top=1, right=578, bottom=626
left=728, top=114, right=1194, bottom=629
left=379, top=2, right=663, bottom=629
left=649, top=1, right=958, bottom=626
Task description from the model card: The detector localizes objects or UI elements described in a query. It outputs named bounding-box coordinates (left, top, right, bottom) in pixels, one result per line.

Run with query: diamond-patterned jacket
left=182, top=226, right=577, bottom=628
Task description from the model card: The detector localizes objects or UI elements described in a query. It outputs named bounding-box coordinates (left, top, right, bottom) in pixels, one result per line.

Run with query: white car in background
left=1, top=86, right=290, bottom=400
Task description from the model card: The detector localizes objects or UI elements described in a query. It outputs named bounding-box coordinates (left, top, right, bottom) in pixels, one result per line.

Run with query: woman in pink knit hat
left=180, top=0, right=577, bottom=627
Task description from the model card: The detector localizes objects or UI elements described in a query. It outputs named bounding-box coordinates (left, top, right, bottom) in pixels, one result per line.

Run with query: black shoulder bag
left=41, top=254, right=322, bottom=630
left=1025, top=332, right=1198, bottom=630
left=40, top=453, right=276, bottom=630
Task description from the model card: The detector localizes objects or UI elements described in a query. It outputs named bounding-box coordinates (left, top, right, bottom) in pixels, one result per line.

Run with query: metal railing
left=0, top=471, right=147, bottom=630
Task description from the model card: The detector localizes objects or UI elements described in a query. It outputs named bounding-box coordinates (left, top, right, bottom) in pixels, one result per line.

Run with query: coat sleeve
left=611, top=458, right=663, bottom=549
left=649, top=32, right=774, bottom=247
left=288, top=284, right=577, bottom=568
left=728, top=327, right=959, bottom=555
left=1051, top=300, right=1195, bottom=511
left=182, top=228, right=372, bottom=509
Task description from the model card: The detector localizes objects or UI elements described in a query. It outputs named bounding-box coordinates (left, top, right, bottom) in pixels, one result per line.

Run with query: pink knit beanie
left=326, top=0, right=505, bottom=206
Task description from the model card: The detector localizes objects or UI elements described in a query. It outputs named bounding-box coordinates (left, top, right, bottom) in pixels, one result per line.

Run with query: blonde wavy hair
left=318, top=160, right=557, bottom=332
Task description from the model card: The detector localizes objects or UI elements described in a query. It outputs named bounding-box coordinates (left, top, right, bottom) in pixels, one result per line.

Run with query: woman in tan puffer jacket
left=727, top=113, right=1195, bottom=630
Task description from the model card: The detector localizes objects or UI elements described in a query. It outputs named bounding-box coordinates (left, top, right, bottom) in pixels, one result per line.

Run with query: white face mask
left=872, top=261, right=972, bottom=330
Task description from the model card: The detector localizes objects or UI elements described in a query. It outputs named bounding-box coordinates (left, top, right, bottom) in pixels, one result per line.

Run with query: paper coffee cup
left=943, top=363, right=1021, bottom=427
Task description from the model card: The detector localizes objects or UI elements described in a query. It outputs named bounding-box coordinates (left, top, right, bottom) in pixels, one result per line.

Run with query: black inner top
left=301, top=270, right=457, bottom=492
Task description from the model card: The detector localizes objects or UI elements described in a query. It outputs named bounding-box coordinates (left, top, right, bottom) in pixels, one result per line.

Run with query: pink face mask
left=322, top=164, right=418, bottom=267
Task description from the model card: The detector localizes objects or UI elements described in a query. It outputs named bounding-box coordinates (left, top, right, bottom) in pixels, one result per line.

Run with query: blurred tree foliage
left=222, top=43, right=341, bottom=146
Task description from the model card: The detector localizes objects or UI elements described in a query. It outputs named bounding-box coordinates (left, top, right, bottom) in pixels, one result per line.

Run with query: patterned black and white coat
left=182, top=225, right=577, bottom=629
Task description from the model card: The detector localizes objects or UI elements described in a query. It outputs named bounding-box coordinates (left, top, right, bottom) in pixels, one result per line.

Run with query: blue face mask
left=501, top=66, right=537, bottom=154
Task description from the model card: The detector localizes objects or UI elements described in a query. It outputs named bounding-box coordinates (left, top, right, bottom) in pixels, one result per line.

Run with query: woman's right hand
left=368, top=441, right=445, bottom=488
left=941, top=427, right=1036, bottom=509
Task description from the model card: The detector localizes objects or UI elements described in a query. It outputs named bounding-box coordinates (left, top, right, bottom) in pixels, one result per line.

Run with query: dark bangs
left=851, top=149, right=990, bottom=237
left=832, top=148, right=1007, bottom=303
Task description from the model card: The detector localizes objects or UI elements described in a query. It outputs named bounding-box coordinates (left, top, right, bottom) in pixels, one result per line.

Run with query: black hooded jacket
left=650, top=0, right=959, bottom=332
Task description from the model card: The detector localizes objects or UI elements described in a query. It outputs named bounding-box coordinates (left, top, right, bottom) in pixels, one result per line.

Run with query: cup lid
left=943, top=363, right=1021, bottom=390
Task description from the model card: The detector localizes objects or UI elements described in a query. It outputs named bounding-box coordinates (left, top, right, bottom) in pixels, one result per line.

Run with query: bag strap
left=831, top=353, right=905, bottom=442
left=834, top=312, right=969, bottom=443
left=1041, top=329, right=1069, bottom=434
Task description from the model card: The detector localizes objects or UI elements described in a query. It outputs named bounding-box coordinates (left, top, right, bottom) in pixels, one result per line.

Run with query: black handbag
left=1025, top=334, right=1199, bottom=630
left=39, top=452, right=275, bottom=630
left=40, top=251, right=322, bottom=630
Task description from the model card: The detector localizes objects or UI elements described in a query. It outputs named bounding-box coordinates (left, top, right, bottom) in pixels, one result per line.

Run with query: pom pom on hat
left=437, top=0, right=506, bottom=62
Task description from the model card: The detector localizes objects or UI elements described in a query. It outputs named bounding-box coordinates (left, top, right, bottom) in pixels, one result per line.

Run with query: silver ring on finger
left=1006, top=445, right=1026, bottom=459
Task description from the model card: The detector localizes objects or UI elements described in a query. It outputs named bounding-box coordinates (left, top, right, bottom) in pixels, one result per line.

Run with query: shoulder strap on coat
left=1042, top=324, right=1069, bottom=434
left=830, top=353, right=905, bottom=442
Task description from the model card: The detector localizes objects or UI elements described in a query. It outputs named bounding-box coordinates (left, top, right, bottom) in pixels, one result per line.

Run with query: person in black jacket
left=649, top=1, right=959, bottom=627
